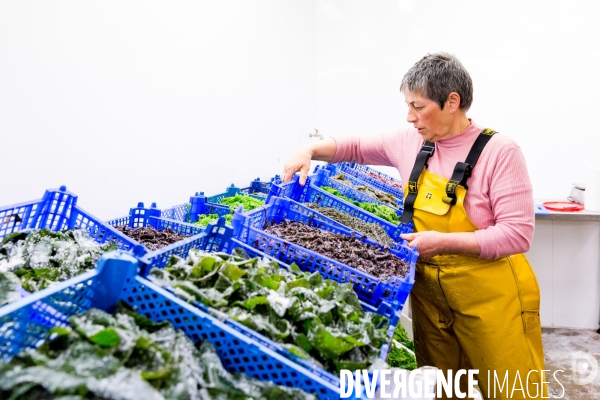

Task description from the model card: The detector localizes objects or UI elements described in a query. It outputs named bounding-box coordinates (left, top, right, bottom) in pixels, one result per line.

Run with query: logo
left=446, top=180, right=458, bottom=194
left=340, top=368, right=479, bottom=398
left=572, top=351, right=598, bottom=386
left=340, top=367, right=591, bottom=398
left=425, top=193, right=432, bottom=199
left=408, top=181, right=417, bottom=193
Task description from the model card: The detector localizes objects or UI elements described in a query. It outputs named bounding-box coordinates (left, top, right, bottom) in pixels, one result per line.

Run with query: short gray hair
left=400, top=53, right=473, bottom=111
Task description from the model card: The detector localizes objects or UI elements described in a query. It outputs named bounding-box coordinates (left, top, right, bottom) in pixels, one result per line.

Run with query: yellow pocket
left=413, top=184, right=452, bottom=216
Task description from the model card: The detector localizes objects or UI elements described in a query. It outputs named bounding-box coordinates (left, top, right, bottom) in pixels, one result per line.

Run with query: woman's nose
left=407, top=109, right=417, bottom=123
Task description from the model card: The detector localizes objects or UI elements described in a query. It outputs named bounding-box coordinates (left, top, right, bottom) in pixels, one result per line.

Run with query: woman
left=282, top=53, right=545, bottom=399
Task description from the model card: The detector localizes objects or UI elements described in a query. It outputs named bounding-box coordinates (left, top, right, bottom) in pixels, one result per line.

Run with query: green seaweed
left=0, top=229, right=117, bottom=295
left=387, top=324, right=417, bottom=370
left=330, top=173, right=399, bottom=207
left=393, top=324, right=414, bottom=351
left=0, top=304, right=314, bottom=400
left=149, top=249, right=390, bottom=373
left=387, top=345, right=417, bottom=370
left=321, top=187, right=399, bottom=224
left=0, top=270, right=21, bottom=307
left=193, top=194, right=265, bottom=227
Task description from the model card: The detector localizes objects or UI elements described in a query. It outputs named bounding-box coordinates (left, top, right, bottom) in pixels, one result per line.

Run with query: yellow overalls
left=403, top=132, right=546, bottom=399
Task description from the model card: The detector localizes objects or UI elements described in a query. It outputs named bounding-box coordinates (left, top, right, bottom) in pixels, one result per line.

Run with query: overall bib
left=400, top=130, right=546, bottom=399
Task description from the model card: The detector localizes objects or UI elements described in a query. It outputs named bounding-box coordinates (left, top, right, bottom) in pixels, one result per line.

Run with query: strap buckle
left=443, top=180, right=460, bottom=205
left=407, top=181, right=418, bottom=194
left=445, top=180, right=460, bottom=195
left=481, top=128, right=496, bottom=136
left=421, top=143, right=435, bottom=157
left=402, top=141, right=436, bottom=224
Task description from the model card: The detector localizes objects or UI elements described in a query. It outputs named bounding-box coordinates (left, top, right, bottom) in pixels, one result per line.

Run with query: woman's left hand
left=400, top=230, right=481, bottom=260
left=400, top=230, right=446, bottom=260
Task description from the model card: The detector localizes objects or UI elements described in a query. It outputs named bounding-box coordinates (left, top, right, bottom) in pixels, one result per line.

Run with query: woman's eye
left=414, top=106, right=423, bottom=111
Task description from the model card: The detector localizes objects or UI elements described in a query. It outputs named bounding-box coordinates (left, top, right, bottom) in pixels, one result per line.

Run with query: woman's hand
left=282, top=138, right=338, bottom=186
left=400, top=231, right=445, bottom=260
left=282, top=147, right=313, bottom=186
left=400, top=231, right=481, bottom=260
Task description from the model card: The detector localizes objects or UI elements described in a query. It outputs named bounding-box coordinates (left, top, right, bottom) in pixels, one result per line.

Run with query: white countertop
left=535, top=200, right=600, bottom=221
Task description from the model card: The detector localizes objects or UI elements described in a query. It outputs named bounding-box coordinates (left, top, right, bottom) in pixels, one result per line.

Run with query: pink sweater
left=331, top=120, right=534, bottom=260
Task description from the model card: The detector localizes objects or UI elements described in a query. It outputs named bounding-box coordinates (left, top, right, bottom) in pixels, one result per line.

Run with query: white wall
left=315, top=0, right=600, bottom=198
left=0, top=0, right=318, bottom=219
left=2, top=1, right=600, bottom=216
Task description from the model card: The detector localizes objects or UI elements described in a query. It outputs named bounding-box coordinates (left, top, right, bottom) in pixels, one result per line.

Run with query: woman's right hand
left=282, top=138, right=338, bottom=186
left=282, top=146, right=313, bottom=186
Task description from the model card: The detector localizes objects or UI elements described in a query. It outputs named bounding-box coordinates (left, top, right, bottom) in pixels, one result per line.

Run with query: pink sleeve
left=331, top=131, right=401, bottom=167
left=474, top=147, right=534, bottom=260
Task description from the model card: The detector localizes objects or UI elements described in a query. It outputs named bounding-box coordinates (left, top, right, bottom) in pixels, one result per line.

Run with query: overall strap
left=400, top=141, right=435, bottom=224
left=443, top=128, right=497, bottom=205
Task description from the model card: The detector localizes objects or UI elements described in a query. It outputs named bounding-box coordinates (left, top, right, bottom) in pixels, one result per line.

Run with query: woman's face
left=403, top=90, right=454, bottom=142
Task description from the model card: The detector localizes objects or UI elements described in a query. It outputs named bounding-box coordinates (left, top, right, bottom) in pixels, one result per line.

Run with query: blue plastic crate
left=136, top=218, right=396, bottom=388
left=0, top=251, right=346, bottom=399
left=309, top=167, right=404, bottom=216
left=234, top=195, right=404, bottom=250
left=336, top=162, right=404, bottom=196
left=190, top=191, right=238, bottom=223
left=160, top=202, right=189, bottom=221
left=106, top=202, right=210, bottom=269
left=160, top=197, right=229, bottom=224
left=210, top=219, right=403, bottom=319
left=327, top=167, right=404, bottom=209
left=231, top=197, right=417, bottom=318
left=0, top=186, right=137, bottom=249
left=321, top=164, right=405, bottom=206
left=232, top=196, right=357, bottom=238
left=241, top=176, right=281, bottom=197
left=268, top=175, right=413, bottom=241
left=0, top=186, right=139, bottom=308
left=208, top=183, right=267, bottom=204
left=161, top=181, right=272, bottom=224
left=176, top=219, right=399, bottom=326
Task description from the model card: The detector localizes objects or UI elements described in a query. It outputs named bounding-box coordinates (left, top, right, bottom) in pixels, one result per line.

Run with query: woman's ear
left=446, top=92, right=461, bottom=112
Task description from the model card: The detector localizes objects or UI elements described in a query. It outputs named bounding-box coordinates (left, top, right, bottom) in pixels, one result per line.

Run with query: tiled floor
left=542, top=327, right=600, bottom=399
left=374, top=326, right=600, bottom=399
